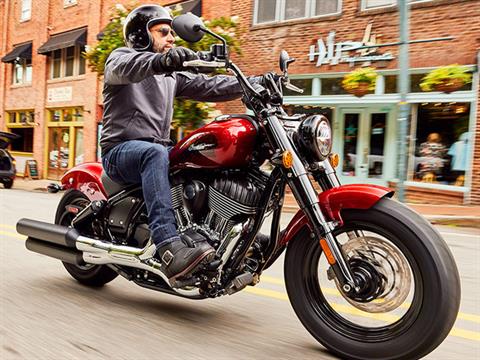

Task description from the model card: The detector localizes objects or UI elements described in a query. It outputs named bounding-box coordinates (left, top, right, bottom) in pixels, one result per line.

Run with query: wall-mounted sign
left=47, top=87, right=73, bottom=102
left=309, top=23, right=394, bottom=67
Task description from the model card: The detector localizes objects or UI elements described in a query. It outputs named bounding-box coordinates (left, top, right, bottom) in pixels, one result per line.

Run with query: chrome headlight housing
left=296, top=115, right=332, bottom=162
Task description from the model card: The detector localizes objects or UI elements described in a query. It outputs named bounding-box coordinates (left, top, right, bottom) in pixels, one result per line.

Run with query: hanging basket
left=347, top=82, right=372, bottom=97
left=434, top=78, right=465, bottom=93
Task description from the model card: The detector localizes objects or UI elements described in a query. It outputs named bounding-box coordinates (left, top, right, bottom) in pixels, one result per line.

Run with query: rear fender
left=280, top=184, right=394, bottom=246
left=60, top=162, right=107, bottom=201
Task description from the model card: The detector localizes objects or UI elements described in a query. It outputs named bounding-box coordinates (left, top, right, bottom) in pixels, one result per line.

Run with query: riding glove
left=154, top=47, right=199, bottom=73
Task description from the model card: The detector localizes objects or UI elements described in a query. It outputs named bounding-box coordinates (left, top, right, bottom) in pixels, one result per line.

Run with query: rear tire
left=55, top=189, right=118, bottom=287
left=3, top=179, right=13, bottom=189
left=284, top=198, right=460, bottom=360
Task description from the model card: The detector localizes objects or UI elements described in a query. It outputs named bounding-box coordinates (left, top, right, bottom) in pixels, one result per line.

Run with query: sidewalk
left=8, top=178, right=480, bottom=228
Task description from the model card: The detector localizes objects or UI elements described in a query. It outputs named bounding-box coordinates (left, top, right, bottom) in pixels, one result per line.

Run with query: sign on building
left=47, top=86, right=73, bottom=102
left=309, top=23, right=395, bottom=67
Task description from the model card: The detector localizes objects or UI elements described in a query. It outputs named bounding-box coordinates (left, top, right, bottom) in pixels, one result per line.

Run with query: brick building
left=1, top=0, right=479, bottom=204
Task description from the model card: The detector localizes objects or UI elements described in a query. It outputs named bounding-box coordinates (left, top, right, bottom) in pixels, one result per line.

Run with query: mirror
left=279, top=50, right=290, bottom=72
left=172, top=13, right=205, bottom=43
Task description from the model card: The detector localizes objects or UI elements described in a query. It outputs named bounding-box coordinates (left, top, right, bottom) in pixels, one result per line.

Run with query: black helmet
left=123, top=5, right=173, bottom=51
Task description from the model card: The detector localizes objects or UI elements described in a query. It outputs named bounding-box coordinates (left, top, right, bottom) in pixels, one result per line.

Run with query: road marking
left=244, top=287, right=480, bottom=342
left=261, top=275, right=480, bottom=324
left=0, top=230, right=24, bottom=239
left=1, top=226, right=479, bottom=330
left=439, top=232, right=479, bottom=239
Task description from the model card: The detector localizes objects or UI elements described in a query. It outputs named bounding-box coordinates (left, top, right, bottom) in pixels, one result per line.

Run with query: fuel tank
left=169, top=115, right=259, bottom=170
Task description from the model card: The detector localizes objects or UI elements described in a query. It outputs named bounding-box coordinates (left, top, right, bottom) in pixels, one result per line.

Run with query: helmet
left=123, top=5, right=173, bottom=51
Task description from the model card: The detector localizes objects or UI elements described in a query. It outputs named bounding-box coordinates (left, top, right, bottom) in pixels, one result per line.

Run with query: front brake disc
left=334, top=236, right=412, bottom=313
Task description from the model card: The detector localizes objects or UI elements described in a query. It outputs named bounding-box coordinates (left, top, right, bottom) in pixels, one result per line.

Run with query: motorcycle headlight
left=296, top=115, right=332, bottom=162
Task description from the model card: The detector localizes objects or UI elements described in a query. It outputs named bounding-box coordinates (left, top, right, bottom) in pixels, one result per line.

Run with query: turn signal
left=282, top=150, right=293, bottom=169
left=320, top=239, right=336, bottom=265
left=329, top=153, right=339, bottom=168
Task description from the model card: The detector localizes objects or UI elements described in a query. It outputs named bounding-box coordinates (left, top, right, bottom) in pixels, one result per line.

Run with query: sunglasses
left=154, top=27, right=176, bottom=37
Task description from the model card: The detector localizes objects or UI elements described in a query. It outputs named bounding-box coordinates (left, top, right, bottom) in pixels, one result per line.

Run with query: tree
left=84, top=3, right=242, bottom=131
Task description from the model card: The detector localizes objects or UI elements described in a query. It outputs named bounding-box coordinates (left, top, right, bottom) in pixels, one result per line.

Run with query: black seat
left=101, top=172, right=130, bottom=196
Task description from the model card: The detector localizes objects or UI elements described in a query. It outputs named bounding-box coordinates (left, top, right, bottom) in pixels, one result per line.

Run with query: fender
left=60, top=162, right=107, bottom=201
left=280, top=184, right=394, bottom=246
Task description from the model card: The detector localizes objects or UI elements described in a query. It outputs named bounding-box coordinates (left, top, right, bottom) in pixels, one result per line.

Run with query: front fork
left=266, top=114, right=358, bottom=293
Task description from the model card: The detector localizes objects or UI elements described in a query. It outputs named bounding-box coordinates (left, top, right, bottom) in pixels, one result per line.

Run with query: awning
left=1, top=42, right=32, bottom=63
left=37, top=27, right=87, bottom=54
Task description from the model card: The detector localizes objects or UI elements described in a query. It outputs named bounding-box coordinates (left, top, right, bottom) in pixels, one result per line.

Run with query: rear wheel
left=284, top=198, right=460, bottom=360
left=3, top=179, right=13, bottom=189
left=55, top=190, right=118, bottom=287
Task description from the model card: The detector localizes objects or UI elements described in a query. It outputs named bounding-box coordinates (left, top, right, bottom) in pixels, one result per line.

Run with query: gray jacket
left=100, top=47, right=249, bottom=156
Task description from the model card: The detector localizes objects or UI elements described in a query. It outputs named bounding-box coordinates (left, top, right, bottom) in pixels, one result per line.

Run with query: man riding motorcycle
left=100, top=4, right=258, bottom=284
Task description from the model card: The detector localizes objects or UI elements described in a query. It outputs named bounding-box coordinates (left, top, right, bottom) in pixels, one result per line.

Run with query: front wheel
left=55, top=189, right=118, bottom=287
left=284, top=198, right=460, bottom=360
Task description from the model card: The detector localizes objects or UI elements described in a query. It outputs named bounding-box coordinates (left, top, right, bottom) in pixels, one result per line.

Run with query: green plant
left=342, top=67, right=377, bottom=91
left=420, top=64, right=472, bottom=92
left=84, top=3, right=242, bottom=131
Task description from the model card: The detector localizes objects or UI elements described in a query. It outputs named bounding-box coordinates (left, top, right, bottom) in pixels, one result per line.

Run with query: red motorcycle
left=17, top=14, right=460, bottom=360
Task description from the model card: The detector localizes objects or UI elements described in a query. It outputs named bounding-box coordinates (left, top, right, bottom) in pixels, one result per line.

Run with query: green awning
left=1, top=42, right=32, bottom=63
left=37, top=27, right=87, bottom=54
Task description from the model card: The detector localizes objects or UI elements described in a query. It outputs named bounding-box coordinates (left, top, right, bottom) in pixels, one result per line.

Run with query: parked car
left=0, top=131, right=20, bottom=189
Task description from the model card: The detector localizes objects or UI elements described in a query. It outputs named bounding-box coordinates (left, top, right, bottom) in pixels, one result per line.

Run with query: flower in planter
left=342, top=67, right=378, bottom=97
left=420, top=64, right=472, bottom=93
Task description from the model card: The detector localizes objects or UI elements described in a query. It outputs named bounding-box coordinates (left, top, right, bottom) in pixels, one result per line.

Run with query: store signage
left=309, top=23, right=394, bottom=67
left=47, top=87, right=73, bottom=102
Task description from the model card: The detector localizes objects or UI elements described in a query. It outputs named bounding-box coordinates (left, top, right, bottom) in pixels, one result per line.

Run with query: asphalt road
left=1, top=188, right=479, bottom=359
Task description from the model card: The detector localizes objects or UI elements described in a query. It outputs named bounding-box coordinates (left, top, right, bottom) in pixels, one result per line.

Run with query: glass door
left=47, top=127, right=70, bottom=180
left=338, top=109, right=390, bottom=185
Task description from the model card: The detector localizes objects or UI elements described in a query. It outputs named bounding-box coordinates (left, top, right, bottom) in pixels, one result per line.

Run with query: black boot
left=156, top=237, right=215, bottom=284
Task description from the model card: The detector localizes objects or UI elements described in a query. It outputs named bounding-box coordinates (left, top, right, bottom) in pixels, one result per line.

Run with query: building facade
left=225, top=0, right=480, bottom=204
left=1, top=0, right=480, bottom=204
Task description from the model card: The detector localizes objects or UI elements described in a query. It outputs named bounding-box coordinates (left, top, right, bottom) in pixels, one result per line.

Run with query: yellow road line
left=0, top=230, right=24, bottom=239
left=261, top=275, right=480, bottom=324
left=244, top=287, right=480, bottom=342
left=1, top=226, right=479, bottom=336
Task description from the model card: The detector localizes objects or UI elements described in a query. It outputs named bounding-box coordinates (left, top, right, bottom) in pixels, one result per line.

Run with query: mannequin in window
left=448, top=132, right=470, bottom=186
left=418, top=133, right=446, bottom=182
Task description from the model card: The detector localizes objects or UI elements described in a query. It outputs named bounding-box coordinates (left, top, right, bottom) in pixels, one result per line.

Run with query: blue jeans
left=102, top=140, right=180, bottom=247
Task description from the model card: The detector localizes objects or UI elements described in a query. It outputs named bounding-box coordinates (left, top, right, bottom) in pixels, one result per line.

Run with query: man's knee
left=142, top=143, right=169, bottom=166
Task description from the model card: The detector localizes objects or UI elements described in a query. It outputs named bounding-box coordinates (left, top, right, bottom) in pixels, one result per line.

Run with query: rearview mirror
left=279, top=50, right=295, bottom=72
left=172, top=13, right=205, bottom=43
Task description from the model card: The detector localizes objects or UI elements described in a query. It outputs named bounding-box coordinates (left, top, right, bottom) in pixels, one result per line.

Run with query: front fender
left=280, top=184, right=394, bottom=246
left=60, top=162, right=107, bottom=201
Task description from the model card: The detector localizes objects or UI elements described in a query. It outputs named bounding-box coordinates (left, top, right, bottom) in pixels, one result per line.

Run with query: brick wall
left=469, top=75, right=480, bottom=204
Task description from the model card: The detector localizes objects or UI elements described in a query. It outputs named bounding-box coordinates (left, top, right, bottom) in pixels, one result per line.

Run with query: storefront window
left=5, top=110, right=35, bottom=153
left=410, top=102, right=471, bottom=186
left=283, top=78, right=312, bottom=96
left=384, top=75, right=397, bottom=94
left=321, top=78, right=349, bottom=95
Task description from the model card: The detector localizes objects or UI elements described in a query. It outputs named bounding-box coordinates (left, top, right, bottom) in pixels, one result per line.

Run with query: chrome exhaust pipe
left=17, top=218, right=200, bottom=297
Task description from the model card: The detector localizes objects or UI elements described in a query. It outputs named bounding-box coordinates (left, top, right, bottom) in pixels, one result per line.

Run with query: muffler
left=25, top=238, right=84, bottom=266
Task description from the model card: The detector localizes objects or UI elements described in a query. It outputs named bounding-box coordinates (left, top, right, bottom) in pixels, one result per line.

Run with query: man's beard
left=152, top=40, right=168, bottom=54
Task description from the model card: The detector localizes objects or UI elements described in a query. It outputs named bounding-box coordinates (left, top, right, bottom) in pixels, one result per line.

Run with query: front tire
left=284, top=198, right=460, bottom=360
left=55, top=190, right=118, bottom=287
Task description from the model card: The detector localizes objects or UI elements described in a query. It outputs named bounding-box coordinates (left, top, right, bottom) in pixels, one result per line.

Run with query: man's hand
left=155, top=47, right=199, bottom=72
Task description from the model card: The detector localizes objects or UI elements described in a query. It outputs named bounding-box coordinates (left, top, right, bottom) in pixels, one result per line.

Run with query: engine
left=171, top=169, right=269, bottom=252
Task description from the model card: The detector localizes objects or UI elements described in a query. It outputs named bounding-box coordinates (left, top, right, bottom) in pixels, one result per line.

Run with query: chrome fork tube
left=266, top=114, right=357, bottom=289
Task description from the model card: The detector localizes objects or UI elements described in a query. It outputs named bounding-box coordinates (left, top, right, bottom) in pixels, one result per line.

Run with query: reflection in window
left=410, top=103, right=470, bottom=186
left=342, top=114, right=359, bottom=176
left=321, top=78, right=349, bottom=95
left=283, top=78, right=312, bottom=96
left=285, top=0, right=307, bottom=20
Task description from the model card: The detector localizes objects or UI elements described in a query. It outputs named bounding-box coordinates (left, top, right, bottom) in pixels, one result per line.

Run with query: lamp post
left=396, top=0, right=410, bottom=202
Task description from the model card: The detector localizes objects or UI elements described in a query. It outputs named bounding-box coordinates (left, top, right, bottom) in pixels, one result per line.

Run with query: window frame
left=12, top=58, right=32, bottom=85
left=253, top=0, right=342, bottom=25
left=49, top=46, right=86, bottom=80
left=361, top=0, right=433, bottom=11
left=20, top=0, right=31, bottom=21
left=5, top=110, right=35, bottom=154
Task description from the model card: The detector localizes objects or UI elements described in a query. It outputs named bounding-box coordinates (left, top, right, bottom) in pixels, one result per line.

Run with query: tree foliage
left=84, top=3, right=241, bottom=130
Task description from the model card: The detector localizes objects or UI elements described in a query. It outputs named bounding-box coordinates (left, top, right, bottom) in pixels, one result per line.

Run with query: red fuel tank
left=169, top=115, right=258, bottom=170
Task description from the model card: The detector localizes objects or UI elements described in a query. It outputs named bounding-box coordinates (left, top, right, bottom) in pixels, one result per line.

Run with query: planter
left=434, top=78, right=465, bottom=93
left=347, top=82, right=371, bottom=97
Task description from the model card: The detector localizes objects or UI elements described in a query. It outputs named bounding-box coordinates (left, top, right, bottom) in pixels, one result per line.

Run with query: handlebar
left=182, top=59, right=227, bottom=68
